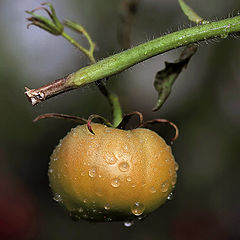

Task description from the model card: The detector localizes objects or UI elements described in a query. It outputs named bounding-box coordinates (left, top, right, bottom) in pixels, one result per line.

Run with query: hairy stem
left=25, top=16, right=240, bottom=105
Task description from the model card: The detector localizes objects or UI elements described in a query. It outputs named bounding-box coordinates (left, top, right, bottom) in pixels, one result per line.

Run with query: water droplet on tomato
left=104, top=203, right=110, bottom=210
left=175, top=162, right=179, bottom=171
left=72, top=131, right=78, bottom=138
left=161, top=181, right=169, bottom=192
left=111, top=178, right=120, bottom=187
left=124, top=145, right=129, bottom=152
left=172, top=175, right=177, bottom=186
left=150, top=187, right=156, bottom=193
left=105, top=128, right=113, bottom=133
left=96, top=191, right=102, bottom=197
left=89, top=167, right=97, bottom=177
left=126, top=176, right=132, bottom=182
left=104, top=152, right=117, bottom=165
left=53, top=193, right=62, bottom=202
left=131, top=202, right=145, bottom=216
left=119, top=162, right=129, bottom=172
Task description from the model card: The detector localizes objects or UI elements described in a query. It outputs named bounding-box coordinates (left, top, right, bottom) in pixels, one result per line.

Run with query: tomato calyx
left=34, top=111, right=179, bottom=143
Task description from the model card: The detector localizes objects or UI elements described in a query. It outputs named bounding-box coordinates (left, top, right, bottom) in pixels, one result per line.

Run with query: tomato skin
left=49, top=124, right=177, bottom=222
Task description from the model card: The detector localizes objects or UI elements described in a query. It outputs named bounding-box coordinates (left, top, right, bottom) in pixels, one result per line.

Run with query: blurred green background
left=0, top=0, right=240, bottom=239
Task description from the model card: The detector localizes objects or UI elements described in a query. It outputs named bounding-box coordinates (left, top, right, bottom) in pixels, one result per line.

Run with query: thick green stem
left=25, top=16, right=240, bottom=105
left=70, top=16, right=239, bottom=86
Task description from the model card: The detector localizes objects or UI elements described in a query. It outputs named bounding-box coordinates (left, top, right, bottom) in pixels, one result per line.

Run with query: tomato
left=49, top=123, right=178, bottom=222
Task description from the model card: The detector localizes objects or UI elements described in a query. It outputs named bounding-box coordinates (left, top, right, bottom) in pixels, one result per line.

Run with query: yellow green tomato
left=49, top=124, right=178, bottom=222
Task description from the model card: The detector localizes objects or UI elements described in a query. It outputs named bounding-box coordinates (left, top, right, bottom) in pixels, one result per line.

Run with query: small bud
left=26, top=2, right=63, bottom=35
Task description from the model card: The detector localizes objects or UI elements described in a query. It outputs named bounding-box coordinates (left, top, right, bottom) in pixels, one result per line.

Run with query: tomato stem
left=25, top=15, right=240, bottom=106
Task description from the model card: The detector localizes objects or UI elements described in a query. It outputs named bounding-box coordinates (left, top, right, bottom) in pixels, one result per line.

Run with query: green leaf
left=153, top=44, right=197, bottom=111
left=178, top=0, right=208, bottom=24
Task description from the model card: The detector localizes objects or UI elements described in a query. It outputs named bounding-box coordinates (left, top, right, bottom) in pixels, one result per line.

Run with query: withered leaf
left=153, top=44, right=197, bottom=111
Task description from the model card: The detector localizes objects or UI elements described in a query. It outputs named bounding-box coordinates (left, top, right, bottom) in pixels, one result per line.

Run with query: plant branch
left=61, top=31, right=95, bottom=63
left=25, top=15, right=240, bottom=105
left=61, top=21, right=123, bottom=126
left=61, top=20, right=123, bottom=125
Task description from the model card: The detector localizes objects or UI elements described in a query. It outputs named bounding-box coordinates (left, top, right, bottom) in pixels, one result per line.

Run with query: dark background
left=0, top=0, right=240, bottom=239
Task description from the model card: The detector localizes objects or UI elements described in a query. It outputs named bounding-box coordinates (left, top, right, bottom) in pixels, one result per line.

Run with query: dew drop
left=111, top=178, right=120, bottom=188
left=172, top=177, right=177, bottom=186
left=220, top=25, right=230, bottom=39
left=81, top=172, right=85, bottom=176
left=49, top=168, right=53, bottom=174
left=150, top=187, right=156, bottom=193
left=161, top=181, right=169, bottom=193
left=104, top=203, right=110, bottom=210
left=126, top=133, right=132, bottom=138
left=83, top=199, right=87, bottom=204
left=131, top=202, right=145, bottom=216
left=96, top=191, right=103, bottom=197
left=126, top=176, right=132, bottom=182
left=72, top=131, right=78, bottom=138
left=89, top=167, right=97, bottom=178
left=124, top=145, right=129, bottom=152
left=175, top=162, right=179, bottom=171
left=124, top=221, right=134, bottom=227
left=167, top=192, right=173, bottom=200
left=119, top=162, right=129, bottom=172
left=105, top=128, right=113, bottom=133
left=220, top=33, right=228, bottom=39
left=104, top=153, right=117, bottom=165
left=53, top=193, right=62, bottom=202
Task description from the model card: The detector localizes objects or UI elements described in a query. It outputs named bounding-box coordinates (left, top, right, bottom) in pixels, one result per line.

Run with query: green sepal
left=26, top=3, right=63, bottom=35
left=42, top=2, right=63, bottom=31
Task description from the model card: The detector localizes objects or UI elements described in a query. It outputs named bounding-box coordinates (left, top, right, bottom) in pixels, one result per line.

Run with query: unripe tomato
left=49, top=123, right=178, bottom=222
